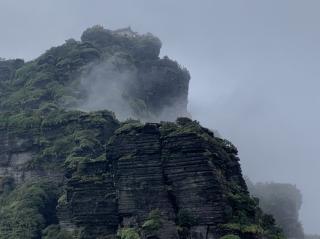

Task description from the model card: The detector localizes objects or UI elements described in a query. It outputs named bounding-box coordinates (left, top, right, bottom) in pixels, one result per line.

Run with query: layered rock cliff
left=56, top=119, right=283, bottom=239
left=0, top=26, right=284, bottom=239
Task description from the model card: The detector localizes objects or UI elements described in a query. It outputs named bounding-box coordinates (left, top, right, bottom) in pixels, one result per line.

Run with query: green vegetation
left=221, top=182, right=285, bottom=239
left=176, top=209, right=198, bottom=238
left=0, top=109, right=118, bottom=174
left=0, top=24, right=189, bottom=122
left=117, top=228, right=140, bottom=239
left=0, top=181, right=59, bottom=239
left=81, top=25, right=162, bottom=60
left=114, top=119, right=143, bottom=135
left=0, top=30, right=102, bottom=113
left=161, top=117, right=215, bottom=144
left=142, top=209, right=163, bottom=233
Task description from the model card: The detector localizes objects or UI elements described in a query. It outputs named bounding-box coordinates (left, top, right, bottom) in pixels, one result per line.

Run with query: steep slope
left=0, top=26, right=284, bottom=239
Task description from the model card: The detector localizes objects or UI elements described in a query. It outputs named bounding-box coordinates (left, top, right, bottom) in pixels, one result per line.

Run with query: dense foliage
left=0, top=109, right=118, bottom=172
left=0, top=182, right=58, bottom=239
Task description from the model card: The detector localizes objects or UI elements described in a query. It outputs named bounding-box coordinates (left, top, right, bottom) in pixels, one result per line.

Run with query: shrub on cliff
left=117, top=228, right=140, bottom=239
left=142, top=209, right=163, bottom=233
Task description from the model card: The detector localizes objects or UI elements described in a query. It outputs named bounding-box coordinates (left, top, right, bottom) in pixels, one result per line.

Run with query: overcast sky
left=0, top=0, right=319, bottom=234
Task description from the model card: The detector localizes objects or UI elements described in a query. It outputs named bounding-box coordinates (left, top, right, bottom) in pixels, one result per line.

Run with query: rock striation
left=58, top=119, right=283, bottom=239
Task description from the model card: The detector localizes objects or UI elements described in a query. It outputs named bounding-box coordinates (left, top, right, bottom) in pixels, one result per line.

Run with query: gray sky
left=0, top=0, right=319, bottom=234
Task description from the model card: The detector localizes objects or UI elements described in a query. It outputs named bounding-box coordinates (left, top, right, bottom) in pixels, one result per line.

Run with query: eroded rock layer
left=59, top=119, right=283, bottom=239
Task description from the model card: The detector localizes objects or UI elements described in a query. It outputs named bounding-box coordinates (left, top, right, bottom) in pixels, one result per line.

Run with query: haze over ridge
left=0, top=0, right=319, bottom=234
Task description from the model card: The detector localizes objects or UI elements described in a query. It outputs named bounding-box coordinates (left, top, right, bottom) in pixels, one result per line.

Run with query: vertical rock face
left=0, top=126, right=42, bottom=184
left=59, top=119, right=281, bottom=239
left=0, top=125, right=62, bottom=184
left=107, top=123, right=178, bottom=239
left=58, top=161, right=118, bottom=239
left=160, top=126, right=228, bottom=238
left=0, top=129, right=32, bottom=181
